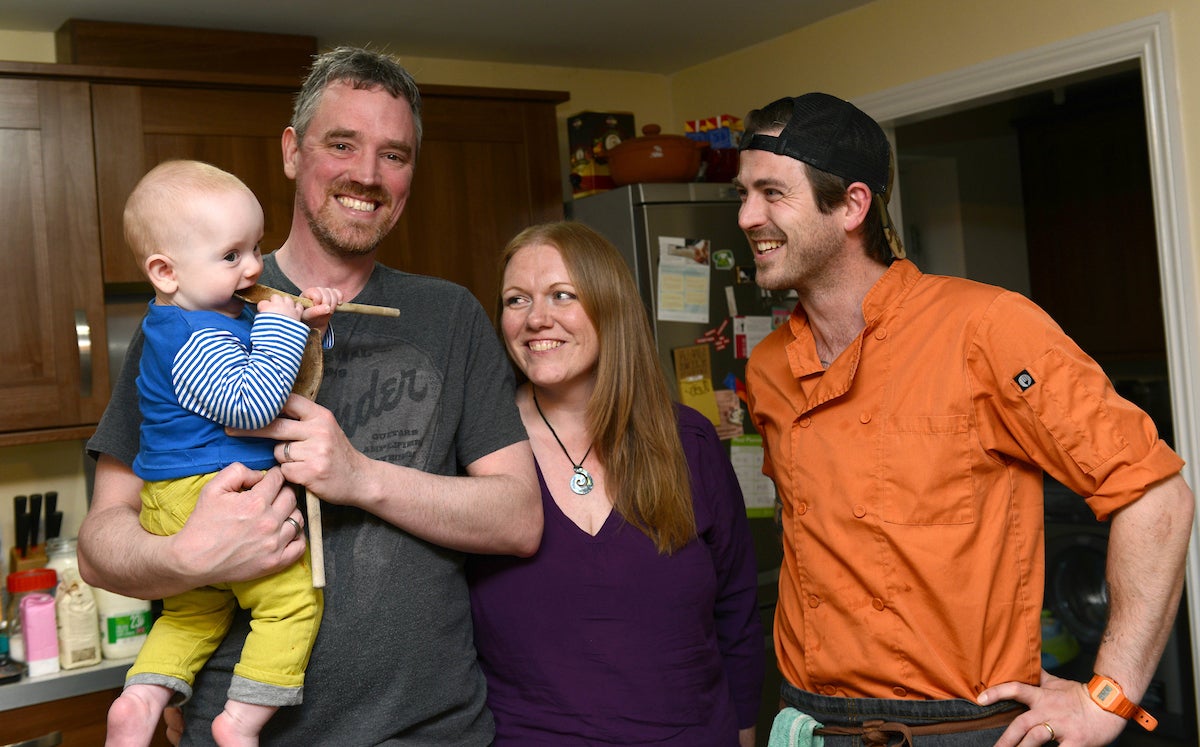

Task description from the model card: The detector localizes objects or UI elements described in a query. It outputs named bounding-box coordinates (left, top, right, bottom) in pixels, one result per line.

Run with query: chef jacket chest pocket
left=879, top=414, right=975, bottom=525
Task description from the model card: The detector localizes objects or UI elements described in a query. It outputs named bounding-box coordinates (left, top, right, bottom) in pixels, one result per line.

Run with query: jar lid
left=6, top=568, right=57, bottom=593
left=45, top=536, right=77, bottom=555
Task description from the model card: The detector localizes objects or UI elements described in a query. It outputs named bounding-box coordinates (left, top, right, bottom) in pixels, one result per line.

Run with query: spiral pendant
left=570, top=467, right=594, bottom=495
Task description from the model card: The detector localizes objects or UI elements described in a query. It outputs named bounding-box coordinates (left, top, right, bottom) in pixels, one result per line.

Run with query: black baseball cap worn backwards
left=739, top=92, right=905, bottom=258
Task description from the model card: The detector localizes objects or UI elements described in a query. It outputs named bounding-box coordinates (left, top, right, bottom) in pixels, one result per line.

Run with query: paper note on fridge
left=731, top=434, right=777, bottom=517
left=733, top=315, right=773, bottom=359
left=656, top=236, right=710, bottom=323
left=673, top=344, right=721, bottom=426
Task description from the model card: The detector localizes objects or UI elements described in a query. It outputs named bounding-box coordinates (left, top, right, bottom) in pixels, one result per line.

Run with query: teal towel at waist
left=769, top=707, right=824, bottom=747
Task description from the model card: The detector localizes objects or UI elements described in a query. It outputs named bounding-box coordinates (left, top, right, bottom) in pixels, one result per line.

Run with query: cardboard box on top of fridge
left=568, top=111, right=636, bottom=198
left=684, top=114, right=743, bottom=149
left=685, top=114, right=742, bottom=132
left=687, top=128, right=738, bottom=149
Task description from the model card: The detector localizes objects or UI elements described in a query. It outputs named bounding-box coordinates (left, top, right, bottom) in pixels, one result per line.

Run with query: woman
left=468, top=221, right=764, bottom=746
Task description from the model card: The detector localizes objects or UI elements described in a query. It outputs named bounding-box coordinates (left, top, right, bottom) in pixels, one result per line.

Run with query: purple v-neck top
left=468, top=405, right=764, bottom=745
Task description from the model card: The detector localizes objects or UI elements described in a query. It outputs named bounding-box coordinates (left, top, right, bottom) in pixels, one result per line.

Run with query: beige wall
left=0, top=30, right=55, bottom=62
left=0, top=443, right=90, bottom=557
left=671, top=0, right=1198, bottom=120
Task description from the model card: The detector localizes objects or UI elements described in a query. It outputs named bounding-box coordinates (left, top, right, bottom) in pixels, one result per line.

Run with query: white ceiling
left=0, top=0, right=874, bottom=74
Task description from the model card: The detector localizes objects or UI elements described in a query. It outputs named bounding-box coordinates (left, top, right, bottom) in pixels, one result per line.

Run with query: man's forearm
left=1093, top=473, right=1194, bottom=701
left=78, top=502, right=196, bottom=599
left=77, top=456, right=195, bottom=599
left=78, top=456, right=305, bottom=599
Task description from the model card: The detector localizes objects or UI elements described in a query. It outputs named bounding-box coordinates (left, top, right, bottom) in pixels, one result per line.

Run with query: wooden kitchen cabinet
left=380, top=87, right=567, bottom=313
left=0, top=687, right=170, bottom=747
left=92, top=84, right=297, bottom=285
left=0, top=77, right=111, bottom=438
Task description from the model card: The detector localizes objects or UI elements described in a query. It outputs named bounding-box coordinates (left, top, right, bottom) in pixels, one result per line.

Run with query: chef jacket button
left=892, top=686, right=907, bottom=697
left=875, top=328, right=888, bottom=340
left=823, top=685, right=838, bottom=696
left=859, top=412, right=871, bottom=424
left=797, top=502, right=808, bottom=516
left=872, top=597, right=885, bottom=611
left=799, top=417, right=812, bottom=428
left=853, top=505, right=867, bottom=518
left=808, top=594, right=821, bottom=608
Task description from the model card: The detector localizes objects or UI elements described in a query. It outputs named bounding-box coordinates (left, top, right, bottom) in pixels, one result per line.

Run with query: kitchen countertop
left=0, top=656, right=132, bottom=711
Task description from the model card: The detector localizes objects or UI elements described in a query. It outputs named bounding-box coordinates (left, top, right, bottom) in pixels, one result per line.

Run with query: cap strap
left=876, top=198, right=905, bottom=260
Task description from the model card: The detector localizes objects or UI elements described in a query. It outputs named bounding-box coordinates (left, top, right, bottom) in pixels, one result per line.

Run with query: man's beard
left=303, top=182, right=394, bottom=257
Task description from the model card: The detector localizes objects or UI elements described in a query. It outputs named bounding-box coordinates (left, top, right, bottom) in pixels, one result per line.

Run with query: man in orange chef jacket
left=734, top=92, right=1193, bottom=746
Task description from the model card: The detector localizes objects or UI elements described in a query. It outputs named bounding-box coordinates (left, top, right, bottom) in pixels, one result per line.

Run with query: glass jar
left=45, top=537, right=84, bottom=585
left=44, top=538, right=77, bottom=578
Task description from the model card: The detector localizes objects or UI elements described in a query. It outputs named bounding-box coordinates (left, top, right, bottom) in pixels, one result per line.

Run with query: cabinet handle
left=75, top=310, right=92, bottom=398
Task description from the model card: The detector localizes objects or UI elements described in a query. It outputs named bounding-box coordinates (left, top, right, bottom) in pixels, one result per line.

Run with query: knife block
left=8, top=545, right=47, bottom=574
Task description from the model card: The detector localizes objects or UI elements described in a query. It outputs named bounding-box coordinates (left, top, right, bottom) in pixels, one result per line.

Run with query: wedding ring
left=285, top=516, right=303, bottom=540
left=1042, top=722, right=1055, bottom=741
left=283, top=442, right=293, bottom=463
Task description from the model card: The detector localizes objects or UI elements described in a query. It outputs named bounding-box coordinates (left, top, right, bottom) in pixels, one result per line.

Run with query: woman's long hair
left=498, top=221, right=697, bottom=553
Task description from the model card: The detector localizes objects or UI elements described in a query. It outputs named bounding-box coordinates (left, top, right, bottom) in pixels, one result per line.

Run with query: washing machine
left=1044, top=480, right=1111, bottom=652
left=1043, top=477, right=1196, bottom=744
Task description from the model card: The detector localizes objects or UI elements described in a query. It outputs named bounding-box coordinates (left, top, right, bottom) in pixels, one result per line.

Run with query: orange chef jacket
left=746, top=259, right=1183, bottom=701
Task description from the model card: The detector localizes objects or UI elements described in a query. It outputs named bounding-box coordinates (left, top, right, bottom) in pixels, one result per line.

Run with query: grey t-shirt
left=88, top=257, right=527, bottom=745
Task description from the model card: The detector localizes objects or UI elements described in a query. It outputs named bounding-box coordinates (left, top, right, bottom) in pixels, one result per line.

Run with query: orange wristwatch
left=1087, top=674, right=1158, bottom=731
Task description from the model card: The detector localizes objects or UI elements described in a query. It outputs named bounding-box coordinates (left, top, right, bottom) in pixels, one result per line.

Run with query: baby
left=106, top=160, right=341, bottom=747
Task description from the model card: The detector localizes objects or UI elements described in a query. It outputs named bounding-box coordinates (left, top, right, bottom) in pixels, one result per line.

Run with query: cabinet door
left=0, top=687, right=171, bottom=746
left=377, top=94, right=565, bottom=314
left=0, top=79, right=110, bottom=432
left=92, top=84, right=296, bottom=284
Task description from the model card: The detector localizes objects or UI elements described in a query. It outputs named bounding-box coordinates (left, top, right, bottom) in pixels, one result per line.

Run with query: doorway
left=891, top=65, right=1194, bottom=746
left=853, top=12, right=1200, bottom=743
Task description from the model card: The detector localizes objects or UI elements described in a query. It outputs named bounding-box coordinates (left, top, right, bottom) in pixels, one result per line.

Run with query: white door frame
left=856, top=11, right=1200, bottom=720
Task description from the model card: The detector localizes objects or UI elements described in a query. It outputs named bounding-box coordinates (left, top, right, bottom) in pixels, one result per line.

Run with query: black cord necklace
left=531, top=387, right=594, bottom=495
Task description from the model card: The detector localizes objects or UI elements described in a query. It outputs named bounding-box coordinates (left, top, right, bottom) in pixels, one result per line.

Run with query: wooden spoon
left=236, top=283, right=400, bottom=317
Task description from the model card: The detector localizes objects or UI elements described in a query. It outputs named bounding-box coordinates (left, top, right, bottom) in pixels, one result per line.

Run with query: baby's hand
left=300, top=286, right=343, bottom=333
left=256, top=293, right=305, bottom=321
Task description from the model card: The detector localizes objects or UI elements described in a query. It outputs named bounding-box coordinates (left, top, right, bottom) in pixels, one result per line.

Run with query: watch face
left=1089, top=676, right=1157, bottom=731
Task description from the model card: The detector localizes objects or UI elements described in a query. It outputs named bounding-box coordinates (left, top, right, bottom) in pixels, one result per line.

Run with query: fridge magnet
left=734, top=265, right=756, bottom=284
left=656, top=236, right=711, bottom=323
left=694, top=318, right=730, bottom=352
left=711, top=248, right=735, bottom=270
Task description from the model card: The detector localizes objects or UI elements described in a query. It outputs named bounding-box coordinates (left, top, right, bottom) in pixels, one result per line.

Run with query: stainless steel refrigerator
left=569, top=183, right=783, bottom=404
left=571, top=182, right=786, bottom=742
